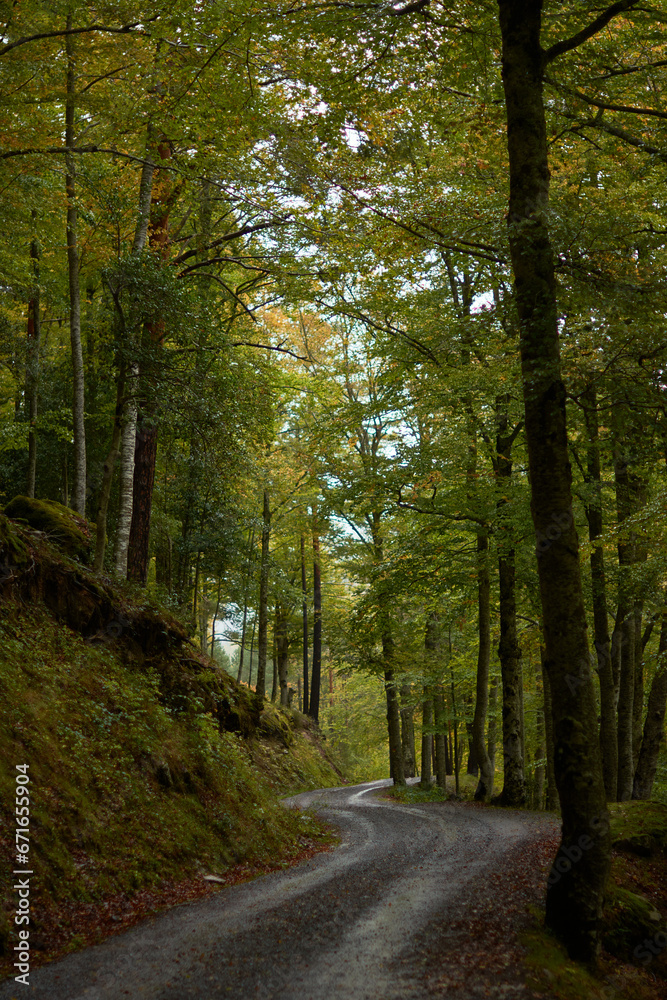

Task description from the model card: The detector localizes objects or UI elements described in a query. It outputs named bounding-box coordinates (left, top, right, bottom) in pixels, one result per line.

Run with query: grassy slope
left=0, top=510, right=345, bottom=975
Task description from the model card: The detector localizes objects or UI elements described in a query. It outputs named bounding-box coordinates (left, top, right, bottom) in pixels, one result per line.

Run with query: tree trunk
left=112, top=383, right=137, bottom=576
left=498, top=545, right=525, bottom=806
left=271, top=630, right=278, bottom=703
left=632, top=606, right=667, bottom=800
left=632, top=601, right=645, bottom=773
left=385, top=658, right=405, bottom=786
left=94, top=376, right=123, bottom=574
left=126, top=139, right=172, bottom=582
left=400, top=685, right=416, bottom=778
left=237, top=527, right=255, bottom=683
left=495, top=395, right=526, bottom=805
left=309, top=521, right=322, bottom=723
left=126, top=420, right=157, bottom=583
left=419, top=687, right=433, bottom=788
left=301, top=533, right=309, bottom=714
left=26, top=229, right=40, bottom=498
left=528, top=651, right=545, bottom=810
left=450, top=661, right=461, bottom=795
left=255, top=489, right=270, bottom=701
left=487, top=676, right=498, bottom=774
left=432, top=688, right=446, bottom=790
left=248, top=614, right=256, bottom=688
left=582, top=384, right=616, bottom=800
left=472, top=532, right=494, bottom=802
left=111, top=153, right=154, bottom=576
left=276, top=602, right=290, bottom=707
left=65, top=21, right=86, bottom=516
left=497, top=2, right=610, bottom=960
left=613, top=413, right=641, bottom=801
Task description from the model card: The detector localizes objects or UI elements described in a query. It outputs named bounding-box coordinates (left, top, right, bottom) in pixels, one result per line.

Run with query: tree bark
left=275, top=602, right=290, bottom=706
left=127, top=138, right=172, bottom=583
left=472, top=532, right=494, bottom=802
left=433, top=688, right=447, bottom=790
left=487, top=676, right=498, bottom=774
left=94, top=376, right=122, bottom=574
left=65, top=20, right=86, bottom=516
left=632, top=606, right=667, bottom=800
left=533, top=652, right=547, bottom=810
left=497, top=1, right=610, bottom=960
left=26, top=228, right=40, bottom=498
left=613, top=402, right=646, bottom=801
left=450, top=660, right=461, bottom=795
left=237, top=527, right=255, bottom=683
left=581, top=384, right=616, bottom=799
left=309, top=520, right=322, bottom=723
left=255, top=489, right=271, bottom=701
left=400, top=685, right=416, bottom=778
left=111, top=151, right=155, bottom=576
left=495, top=397, right=526, bottom=806
left=301, top=533, right=309, bottom=714
left=419, top=686, right=433, bottom=787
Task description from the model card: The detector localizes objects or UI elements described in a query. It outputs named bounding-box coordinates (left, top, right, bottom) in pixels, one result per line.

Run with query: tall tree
left=496, top=0, right=619, bottom=960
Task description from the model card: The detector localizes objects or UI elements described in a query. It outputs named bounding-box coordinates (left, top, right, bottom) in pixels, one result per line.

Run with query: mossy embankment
left=0, top=504, right=345, bottom=974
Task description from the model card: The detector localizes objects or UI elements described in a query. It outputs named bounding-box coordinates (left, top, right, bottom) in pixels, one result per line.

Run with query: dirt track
left=0, top=780, right=560, bottom=1000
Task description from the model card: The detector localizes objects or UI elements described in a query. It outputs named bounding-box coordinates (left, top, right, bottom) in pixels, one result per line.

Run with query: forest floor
left=2, top=779, right=664, bottom=1000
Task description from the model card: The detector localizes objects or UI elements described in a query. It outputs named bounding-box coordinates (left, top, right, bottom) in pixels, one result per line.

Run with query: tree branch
left=0, top=19, right=158, bottom=57
left=543, top=0, right=641, bottom=64
left=565, top=114, right=667, bottom=163
left=547, top=75, right=667, bottom=119
left=173, top=219, right=288, bottom=265
left=231, top=341, right=309, bottom=361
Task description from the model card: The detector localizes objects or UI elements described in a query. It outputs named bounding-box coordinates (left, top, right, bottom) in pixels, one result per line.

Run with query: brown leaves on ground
left=0, top=835, right=335, bottom=982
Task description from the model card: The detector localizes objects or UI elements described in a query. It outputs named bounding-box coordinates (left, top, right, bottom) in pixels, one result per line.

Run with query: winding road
left=1, top=780, right=559, bottom=1000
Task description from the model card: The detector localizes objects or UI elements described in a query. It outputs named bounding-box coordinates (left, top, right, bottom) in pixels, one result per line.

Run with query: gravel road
left=0, top=780, right=559, bottom=1000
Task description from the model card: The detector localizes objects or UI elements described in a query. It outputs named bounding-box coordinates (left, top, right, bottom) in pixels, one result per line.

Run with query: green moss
left=0, top=604, right=344, bottom=937
left=0, top=513, right=28, bottom=567
left=522, top=913, right=663, bottom=1000
left=385, top=783, right=447, bottom=803
left=4, top=497, right=91, bottom=562
left=602, top=884, right=666, bottom=965
left=609, top=801, right=667, bottom=856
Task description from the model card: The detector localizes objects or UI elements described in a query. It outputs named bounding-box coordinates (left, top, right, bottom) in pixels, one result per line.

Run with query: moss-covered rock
left=602, top=884, right=667, bottom=971
left=4, top=497, right=91, bottom=562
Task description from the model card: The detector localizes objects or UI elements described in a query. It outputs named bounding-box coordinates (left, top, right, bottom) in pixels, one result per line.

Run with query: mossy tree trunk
left=309, top=520, right=322, bottom=723
left=275, top=601, right=290, bottom=707
left=497, top=0, right=610, bottom=961
left=612, top=402, right=647, bottom=801
left=26, top=227, right=40, bottom=499
left=65, top=20, right=86, bottom=517
left=581, top=384, right=616, bottom=800
left=256, top=489, right=271, bottom=701
left=472, top=532, right=494, bottom=802
left=127, top=139, right=173, bottom=584
left=301, top=532, right=309, bottom=715
left=420, top=686, right=433, bottom=787
left=496, top=396, right=526, bottom=807
left=400, top=685, right=416, bottom=778
left=633, top=605, right=667, bottom=800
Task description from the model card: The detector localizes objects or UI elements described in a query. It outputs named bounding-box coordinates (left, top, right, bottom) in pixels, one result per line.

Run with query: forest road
left=0, top=780, right=560, bottom=1000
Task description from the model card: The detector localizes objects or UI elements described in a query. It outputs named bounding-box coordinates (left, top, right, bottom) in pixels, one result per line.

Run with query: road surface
left=0, top=780, right=559, bottom=1000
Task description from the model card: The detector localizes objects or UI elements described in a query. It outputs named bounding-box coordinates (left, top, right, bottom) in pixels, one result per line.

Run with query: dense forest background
left=1, top=0, right=667, bottom=962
